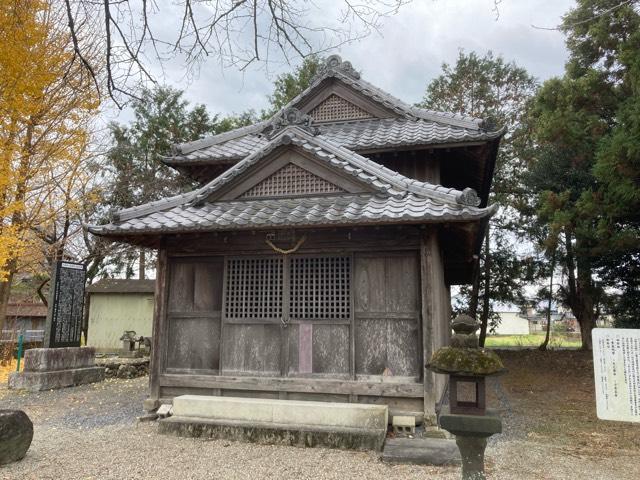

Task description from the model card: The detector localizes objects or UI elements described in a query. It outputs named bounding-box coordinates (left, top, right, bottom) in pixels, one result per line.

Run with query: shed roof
left=6, top=303, right=48, bottom=318
left=87, top=279, right=155, bottom=294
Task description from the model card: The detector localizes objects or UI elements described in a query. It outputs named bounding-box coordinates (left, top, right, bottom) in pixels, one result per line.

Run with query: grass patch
left=485, top=333, right=581, bottom=349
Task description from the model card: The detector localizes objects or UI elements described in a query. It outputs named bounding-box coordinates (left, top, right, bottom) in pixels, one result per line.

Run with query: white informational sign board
left=592, top=328, right=640, bottom=423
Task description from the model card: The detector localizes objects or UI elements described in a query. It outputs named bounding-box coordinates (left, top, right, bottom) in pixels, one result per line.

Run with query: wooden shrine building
left=89, top=56, right=503, bottom=423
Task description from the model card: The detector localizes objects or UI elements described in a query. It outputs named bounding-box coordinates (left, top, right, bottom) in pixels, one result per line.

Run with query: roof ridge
left=173, top=121, right=268, bottom=155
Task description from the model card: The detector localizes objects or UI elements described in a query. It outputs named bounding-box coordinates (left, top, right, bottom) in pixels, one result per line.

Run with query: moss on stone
left=428, top=347, right=505, bottom=376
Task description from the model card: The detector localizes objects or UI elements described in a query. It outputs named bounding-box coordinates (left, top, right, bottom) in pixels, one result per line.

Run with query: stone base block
left=23, top=347, right=97, bottom=372
left=8, top=366, right=105, bottom=392
left=382, top=437, right=461, bottom=465
left=160, top=395, right=389, bottom=451
left=172, top=395, right=388, bottom=430
left=158, top=416, right=386, bottom=451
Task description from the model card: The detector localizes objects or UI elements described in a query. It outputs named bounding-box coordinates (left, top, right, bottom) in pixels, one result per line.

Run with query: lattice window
left=309, top=94, right=373, bottom=122
left=225, top=258, right=283, bottom=319
left=240, top=163, right=343, bottom=198
left=290, top=256, right=351, bottom=320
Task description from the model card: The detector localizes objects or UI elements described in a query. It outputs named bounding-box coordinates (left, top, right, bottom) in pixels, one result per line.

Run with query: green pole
left=16, top=333, right=24, bottom=372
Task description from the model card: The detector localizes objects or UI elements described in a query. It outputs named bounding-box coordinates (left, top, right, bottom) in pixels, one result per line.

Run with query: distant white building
left=492, top=305, right=530, bottom=335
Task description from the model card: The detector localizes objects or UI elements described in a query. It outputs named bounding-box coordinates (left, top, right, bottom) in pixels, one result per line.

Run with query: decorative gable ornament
left=455, top=188, right=481, bottom=207
left=263, top=107, right=319, bottom=139
left=312, top=55, right=361, bottom=82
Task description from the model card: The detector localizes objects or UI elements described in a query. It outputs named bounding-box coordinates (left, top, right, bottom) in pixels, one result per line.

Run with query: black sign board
left=43, top=261, right=86, bottom=348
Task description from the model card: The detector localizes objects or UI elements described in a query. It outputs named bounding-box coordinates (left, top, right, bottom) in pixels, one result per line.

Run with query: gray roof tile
left=90, top=194, right=496, bottom=236
left=89, top=126, right=495, bottom=237
left=166, top=118, right=501, bottom=165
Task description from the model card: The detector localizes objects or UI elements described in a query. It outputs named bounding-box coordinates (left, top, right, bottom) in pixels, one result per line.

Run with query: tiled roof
left=166, top=118, right=502, bottom=165
left=89, top=193, right=496, bottom=236
left=6, top=303, right=48, bottom=318
left=166, top=55, right=503, bottom=166
left=88, top=126, right=495, bottom=237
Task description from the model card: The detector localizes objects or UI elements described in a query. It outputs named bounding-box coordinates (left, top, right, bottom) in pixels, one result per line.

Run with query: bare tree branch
left=64, top=0, right=410, bottom=107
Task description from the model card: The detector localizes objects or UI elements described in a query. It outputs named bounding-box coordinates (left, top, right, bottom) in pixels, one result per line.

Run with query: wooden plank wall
left=165, top=257, right=224, bottom=373
left=146, top=227, right=452, bottom=421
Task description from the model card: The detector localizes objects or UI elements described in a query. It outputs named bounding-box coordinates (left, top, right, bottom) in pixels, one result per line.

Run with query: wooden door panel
left=354, top=252, right=420, bottom=378
left=166, top=258, right=223, bottom=372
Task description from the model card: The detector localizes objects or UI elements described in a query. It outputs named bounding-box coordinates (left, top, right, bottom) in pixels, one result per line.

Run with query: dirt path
left=1, top=351, right=638, bottom=479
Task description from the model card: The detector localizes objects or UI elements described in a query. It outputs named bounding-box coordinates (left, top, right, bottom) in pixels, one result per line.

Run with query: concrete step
left=382, top=437, right=461, bottom=465
left=171, top=395, right=388, bottom=429
left=161, top=395, right=388, bottom=451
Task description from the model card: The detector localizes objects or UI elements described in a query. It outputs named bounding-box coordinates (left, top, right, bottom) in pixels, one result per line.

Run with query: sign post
left=592, top=328, right=640, bottom=423
left=43, top=260, right=87, bottom=348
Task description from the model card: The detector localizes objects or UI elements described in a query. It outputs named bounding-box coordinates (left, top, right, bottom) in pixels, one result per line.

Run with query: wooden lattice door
left=220, top=254, right=352, bottom=378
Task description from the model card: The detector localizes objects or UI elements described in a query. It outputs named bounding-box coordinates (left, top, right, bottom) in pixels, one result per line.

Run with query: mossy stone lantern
left=427, top=314, right=505, bottom=415
left=427, top=314, right=505, bottom=480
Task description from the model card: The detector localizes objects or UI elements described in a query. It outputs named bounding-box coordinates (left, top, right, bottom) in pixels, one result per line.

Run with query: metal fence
left=0, top=329, right=45, bottom=343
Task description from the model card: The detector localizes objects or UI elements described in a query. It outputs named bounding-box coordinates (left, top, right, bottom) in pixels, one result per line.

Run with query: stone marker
left=0, top=410, right=33, bottom=465
left=9, top=347, right=104, bottom=391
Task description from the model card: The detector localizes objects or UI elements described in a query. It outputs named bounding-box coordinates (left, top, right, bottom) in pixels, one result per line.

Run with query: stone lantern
left=426, top=314, right=506, bottom=480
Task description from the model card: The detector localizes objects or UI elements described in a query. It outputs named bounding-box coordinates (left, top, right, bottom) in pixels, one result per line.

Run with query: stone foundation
left=159, top=395, right=388, bottom=451
left=8, top=347, right=105, bottom=392
left=96, top=357, right=149, bottom=379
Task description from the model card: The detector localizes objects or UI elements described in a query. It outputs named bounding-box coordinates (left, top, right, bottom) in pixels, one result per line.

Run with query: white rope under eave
left=265, top=235, right=307, bottom=254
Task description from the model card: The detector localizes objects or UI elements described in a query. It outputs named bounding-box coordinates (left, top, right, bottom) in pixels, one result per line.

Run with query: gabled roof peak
left=311, top=55, right=361, bottom=82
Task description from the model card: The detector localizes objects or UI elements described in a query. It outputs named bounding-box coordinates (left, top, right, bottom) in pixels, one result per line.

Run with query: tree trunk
left=0, top=269, right=15, bottom=335
left=478, top=228, right=491, bottom=347
left=564, top=232, right=595, bottom=351
left=576, top=258, right=595, bottom=351
left=539, top=252, right=556, bottom=351
left=139, top=249, right=146, bottom=280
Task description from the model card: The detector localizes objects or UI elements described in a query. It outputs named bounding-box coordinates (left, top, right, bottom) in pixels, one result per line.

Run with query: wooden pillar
left=145, top=245, right=168, bottom=411
left=420, top=229, right=448, bottom=425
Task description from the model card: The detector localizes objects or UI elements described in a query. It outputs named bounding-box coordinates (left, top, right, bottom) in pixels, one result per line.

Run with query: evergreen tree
left=526, top=0, right=640, bottom=345
left=102, top=86, right=220, bottom=278
left=263, top=55, right=323, bottom=117
left=420, top=51, right=539, bottom=345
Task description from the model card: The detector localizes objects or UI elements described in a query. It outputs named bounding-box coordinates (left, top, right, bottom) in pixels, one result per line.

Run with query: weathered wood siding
left=149, top=227, right=451, bottom=421
left=165, top=257, right=223, bottom=372
left=354, top=252, right=420, bottom=378
left=420, top=230, right=450, bottom=423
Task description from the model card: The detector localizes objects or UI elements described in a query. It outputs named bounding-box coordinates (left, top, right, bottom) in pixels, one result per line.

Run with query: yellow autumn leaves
left=0, top=0, right=100, bottom=282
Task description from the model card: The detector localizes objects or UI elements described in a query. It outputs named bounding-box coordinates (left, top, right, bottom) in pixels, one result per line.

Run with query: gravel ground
left=1, top=353, right=639, bottom=479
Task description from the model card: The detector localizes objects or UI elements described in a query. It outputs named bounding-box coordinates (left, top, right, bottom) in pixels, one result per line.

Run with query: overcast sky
left=108, top=0, right=575, bottom=123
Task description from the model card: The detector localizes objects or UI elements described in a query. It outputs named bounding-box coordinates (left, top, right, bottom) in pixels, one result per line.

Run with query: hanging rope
left=265, top=235, right=307, bottom=254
